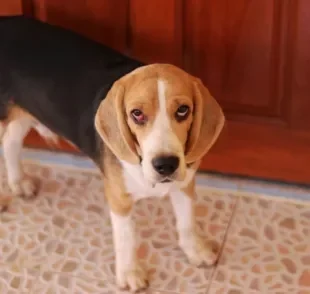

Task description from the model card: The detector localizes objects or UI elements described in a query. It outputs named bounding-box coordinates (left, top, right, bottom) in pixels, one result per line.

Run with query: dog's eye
left=131, top=109, right=147, bottom=125
left=175, top=105, right=190, bottom=121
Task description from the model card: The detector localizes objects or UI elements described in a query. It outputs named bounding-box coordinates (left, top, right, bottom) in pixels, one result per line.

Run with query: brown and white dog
left=0, top=16, right=225, bottom=292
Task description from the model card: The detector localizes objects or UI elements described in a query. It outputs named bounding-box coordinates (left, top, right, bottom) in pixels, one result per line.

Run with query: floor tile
left=29, top=272, right=116, bottom=294
left=0, top=267, right=38, bottom=294
left=30, top=271, right=189, bottom=294
left=0, top=162, right=237, bottom=293
left=210, top=196, right=310, bottom=294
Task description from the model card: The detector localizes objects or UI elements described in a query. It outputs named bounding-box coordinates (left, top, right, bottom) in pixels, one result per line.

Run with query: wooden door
left=0, top=0, right=22, bottom=15
left=185, top=0, right=310, bottom=183
left=2, top=0, right=310, bottom=184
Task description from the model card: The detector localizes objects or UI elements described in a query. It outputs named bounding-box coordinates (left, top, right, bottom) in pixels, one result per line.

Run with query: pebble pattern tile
left=0, top=162, right=235, bottom=293
left=211, top=196, right=310, bottom=294
left=0, top=161, right=309, bottom=293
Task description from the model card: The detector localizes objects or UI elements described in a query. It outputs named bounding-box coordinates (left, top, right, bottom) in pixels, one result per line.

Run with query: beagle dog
left=0, top=16, right=225, bottom=292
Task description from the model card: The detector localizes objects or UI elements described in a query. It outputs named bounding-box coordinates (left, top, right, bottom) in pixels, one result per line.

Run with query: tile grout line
left=205, top=195, right=240, bottom=294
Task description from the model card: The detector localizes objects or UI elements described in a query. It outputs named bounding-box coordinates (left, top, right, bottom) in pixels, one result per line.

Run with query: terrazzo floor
left=0, top=150, right=309, bottom=294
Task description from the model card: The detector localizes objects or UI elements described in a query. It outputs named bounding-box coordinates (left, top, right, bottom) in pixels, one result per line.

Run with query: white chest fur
left=120, top=161, right=195, bottom=201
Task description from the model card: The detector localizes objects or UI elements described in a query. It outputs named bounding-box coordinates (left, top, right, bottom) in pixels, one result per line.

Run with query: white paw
left=9, top=176, right=38, bottom=199
left=116, top=264, right=148, bottom=293
left=180, top=233, right=217, bottom=267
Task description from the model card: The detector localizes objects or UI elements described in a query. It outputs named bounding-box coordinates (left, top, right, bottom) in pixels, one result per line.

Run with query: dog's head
left=95, top=64, right=225, bottom=185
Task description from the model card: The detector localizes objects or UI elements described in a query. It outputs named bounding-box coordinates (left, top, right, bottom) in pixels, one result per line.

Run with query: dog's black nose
left=152, top=156, right=179, bottom=176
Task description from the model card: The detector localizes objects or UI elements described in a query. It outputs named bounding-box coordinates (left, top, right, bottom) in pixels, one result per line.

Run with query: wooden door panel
left=0, top=0, right=22, bottom=15
left=203, top=121, right=310, bottom=184
left=32, top=0, right=128, bottom=51
left=185, top=0, right=290, bottom=123
left=290, top=0, right=310, bottom=130
left=129, top=0, right=183, bottom=65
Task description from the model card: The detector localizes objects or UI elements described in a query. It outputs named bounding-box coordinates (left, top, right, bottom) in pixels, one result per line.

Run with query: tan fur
left=122, top=64, right=194, bottom=154
left=2, top=105, right=59, bottom=147
left=182, top=177, right=196, bottom=200
left=95, top=81, right=140, bottom=164
left=124, top=78, right=159, bottom=152
left=102, top=147, right=133, bottom=216
left=181, top=159, right=201, bottom=200
left=185, top=78, right=225, bottom=163
left=5, top=104, right=35, bottom=123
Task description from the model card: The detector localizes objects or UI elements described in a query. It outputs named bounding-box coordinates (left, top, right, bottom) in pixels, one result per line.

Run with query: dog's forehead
left=126, top=65, right=193, bottom=99
left=159, top=74, right=193, bottom=98
left=124, top=77, right=158, bottom=109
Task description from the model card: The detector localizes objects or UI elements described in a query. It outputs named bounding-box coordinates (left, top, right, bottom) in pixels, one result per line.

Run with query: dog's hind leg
left=2, top=108, right=37, bottom=200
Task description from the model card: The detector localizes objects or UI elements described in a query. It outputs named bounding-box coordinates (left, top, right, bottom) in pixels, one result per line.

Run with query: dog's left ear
left=185, top=78, right=225, bottom=163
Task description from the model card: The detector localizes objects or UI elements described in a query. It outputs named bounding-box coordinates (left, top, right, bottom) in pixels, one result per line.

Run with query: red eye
left=131, top=109, right=147, bottom=125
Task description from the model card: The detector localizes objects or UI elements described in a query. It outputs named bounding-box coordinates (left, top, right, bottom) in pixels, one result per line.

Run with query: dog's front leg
left=170, top=179, right=217, bottom=267
left=104, top=181, right=148, bottom=292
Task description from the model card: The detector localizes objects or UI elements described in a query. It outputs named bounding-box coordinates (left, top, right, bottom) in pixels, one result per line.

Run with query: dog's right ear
left=95, top=81, right=140, bottom=164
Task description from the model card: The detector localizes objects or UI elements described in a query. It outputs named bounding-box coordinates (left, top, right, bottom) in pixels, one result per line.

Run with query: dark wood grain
left=21, top=0, right=34, bottom=16
left=202, top=121, right=310, bottom=184
left=32, top=0, right=128, bottom=51
left=290, top=0, right=310, bottom=131
left=185, top=0, right=288, bottom=120
left=0, top=0, right=22, bottom=15
left=129, top=0, right=183, bottom=66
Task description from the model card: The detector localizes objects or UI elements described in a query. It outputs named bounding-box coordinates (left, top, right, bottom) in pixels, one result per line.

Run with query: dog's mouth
left=150, top=178, right=173, bottom=188
left=160, top=178, right=172, bottom=183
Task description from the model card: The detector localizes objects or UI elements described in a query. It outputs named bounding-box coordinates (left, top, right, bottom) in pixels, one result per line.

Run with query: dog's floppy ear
left=95, top=81, right=139, bottom=164
left=185, top=78, right=225, bottom=163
